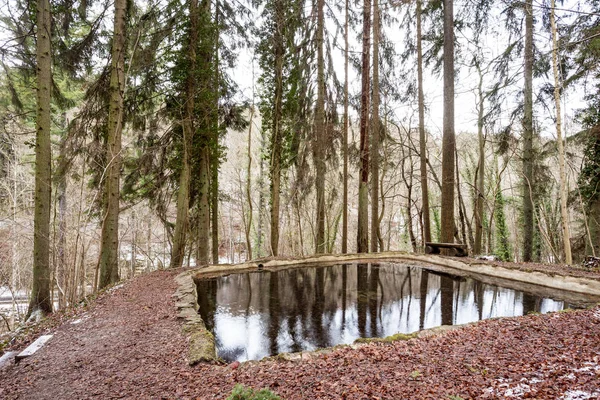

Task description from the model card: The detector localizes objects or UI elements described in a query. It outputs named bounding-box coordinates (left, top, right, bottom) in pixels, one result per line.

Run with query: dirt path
left=1, top=268, right=599, bottom=399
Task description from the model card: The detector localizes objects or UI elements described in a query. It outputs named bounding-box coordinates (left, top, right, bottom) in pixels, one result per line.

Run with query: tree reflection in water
left=196, top=263, right=574, bottom=362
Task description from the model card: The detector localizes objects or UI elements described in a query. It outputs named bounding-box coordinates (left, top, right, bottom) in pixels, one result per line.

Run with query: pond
left=196, top=263, right=588, bottom=362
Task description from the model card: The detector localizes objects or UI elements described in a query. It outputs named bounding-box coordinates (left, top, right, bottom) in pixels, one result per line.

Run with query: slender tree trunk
left=170, top=0, right=199, bottom=269
left=56, top=164, right=67, bottom=308
left=314, top=0, right=326, bottom=253
left=197, top=146, right=210, bottom=264
left=474, top=62, right=485, bottom=255
left=550, top=0, right=572, bottom=264
left=270, top=0, right=284, bottom=257
left=98, top=0, right=126, bottom=289
left=456, top=150, right=472, bottom=246
left=245, top=106, right=254, bottom=260
left=370, top=0, right=380, bottom=253
left=588, top=197, right=600, bottom=256
left=440, top=0, right=455, bottom=245
left=342, top=0, right=349, bottom=254
left=196, top=0, right=214, bottom=265
left=417, top=0, right=431, bottom=245
left=522, top=0, right=534, bottom=262
left=258, top=130, right=266, bottom=257
left=28, top=0, right=53, bottom=316
left=357, top=0, right=371, bottom=253
left=211, top=151, right=219, bottom=263
left=211, top=4, right=220, bottom=264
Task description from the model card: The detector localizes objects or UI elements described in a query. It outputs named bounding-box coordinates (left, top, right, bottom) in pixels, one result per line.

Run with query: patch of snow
left=476, top=255, right=499, bottom=261
left=485, top=377, right=539, bottom=398
left=561, top=390, right=600, bottom=400
left=70, top=314, right=89, bottom=325
left=108, top=284, right=124, bottom=293
left=504, top=383, right=534, bottom=398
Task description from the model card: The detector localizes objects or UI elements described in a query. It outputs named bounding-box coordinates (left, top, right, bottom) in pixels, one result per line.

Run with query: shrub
left=226, top=384, right=282, bottom=400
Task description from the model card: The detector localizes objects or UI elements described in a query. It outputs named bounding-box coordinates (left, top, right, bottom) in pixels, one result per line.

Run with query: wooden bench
left=424, top=242, right=468, bottom=257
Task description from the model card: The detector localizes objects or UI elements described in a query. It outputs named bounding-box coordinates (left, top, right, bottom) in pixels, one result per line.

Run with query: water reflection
left=196, top=263, right=576, bottom=362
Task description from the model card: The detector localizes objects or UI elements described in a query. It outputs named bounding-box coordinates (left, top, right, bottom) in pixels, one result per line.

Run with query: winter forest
left=0, top=0, right=599, bottom=328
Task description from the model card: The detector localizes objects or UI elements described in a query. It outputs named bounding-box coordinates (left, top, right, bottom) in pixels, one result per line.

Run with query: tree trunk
left=211, top=5, right=220, bottom=264
left=245, top=106, right=254, bottom=260
left=440, top=0, right=455, bottom=245
left=474, top=62, right=485, bottom=255
left=258, top=130, right=266, bottom=257
left=270, top=0, right=284, bottom=257
left=370, top=0, right=380, bottom=253
left=56, top=162, right=67, bottom=308
left=342, top=0, right=349, bottom=254
left=417, top=0, right=431, bottom=245
left=314, top=0, right=326, bottom=254
left=170, top=0, right=199, bottom=269
left=196, top=0, right=214, bottom=265
left=28, top=0, right=53, bottom=317
left=357, top=0, right=371, bottom=253
left=197, top=146, right=210, bottom=264
left=588, top=197, right=600, bottom=256
left=211, top=150, right=219, bottom=263
left=98, top=0, right=126, bottom=289
left=550, top=0, right=572, bottom=264
left=522, top=0, right=534, bottom=262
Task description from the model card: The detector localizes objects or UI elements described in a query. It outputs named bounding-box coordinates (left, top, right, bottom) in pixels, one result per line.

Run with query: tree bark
left=417, top=0, right=431, bottom=246
left=29, top=0, right=53, bottom=316
left=370, top=0, right=380, bottom=253
left=550, top=0, right=572, bottom=264
left=522, top=0, right=534, bottom=262
left=440, top=0, right=455, bottom=245
left=357, top=0, right=371, bottom=253
left=98, top=0, right=126, bottom=289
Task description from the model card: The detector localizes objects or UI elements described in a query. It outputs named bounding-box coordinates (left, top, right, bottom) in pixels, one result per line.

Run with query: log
left=15, top=334, right=53, bottom=362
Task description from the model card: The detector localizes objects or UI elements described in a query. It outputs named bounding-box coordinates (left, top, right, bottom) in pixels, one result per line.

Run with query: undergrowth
left=226, top=384, right=282, bottom=400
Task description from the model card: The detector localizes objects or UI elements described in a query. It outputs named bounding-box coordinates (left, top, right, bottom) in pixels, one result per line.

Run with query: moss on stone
left=353, top=332, right=417, bottom=344
left=189, top=327, right=217, bottom=365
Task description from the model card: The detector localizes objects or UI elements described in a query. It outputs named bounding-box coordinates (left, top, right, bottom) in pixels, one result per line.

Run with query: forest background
left=0, top=0, right=599, bottom=329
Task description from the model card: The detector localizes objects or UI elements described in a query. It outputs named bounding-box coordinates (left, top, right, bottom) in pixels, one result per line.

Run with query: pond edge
left=174, top=252, right=600, bottom=364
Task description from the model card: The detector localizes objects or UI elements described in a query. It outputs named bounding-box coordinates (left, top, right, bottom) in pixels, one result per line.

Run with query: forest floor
left=1, top=261, right=600, bottom=399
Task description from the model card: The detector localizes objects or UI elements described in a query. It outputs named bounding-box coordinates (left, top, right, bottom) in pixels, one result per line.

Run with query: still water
left=196, top=263, right=579, bottom=362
